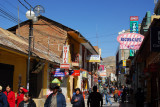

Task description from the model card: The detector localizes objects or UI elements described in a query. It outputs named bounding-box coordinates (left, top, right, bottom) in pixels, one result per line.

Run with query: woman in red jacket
left=4, top=85, right=15, bottom=107
left=16, top=86, right=28, bottom=107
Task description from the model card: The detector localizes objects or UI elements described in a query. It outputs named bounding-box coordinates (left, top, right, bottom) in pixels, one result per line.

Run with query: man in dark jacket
left=44, top=85, right=66, bottom=107
left=87, top=86, right=103, bottom=107
left=71, top=88, right=85, bottom=107
left=0, top=86, right=8, bottom=107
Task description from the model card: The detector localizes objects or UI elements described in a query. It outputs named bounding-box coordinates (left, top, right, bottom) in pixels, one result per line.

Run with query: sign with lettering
left=150, top=27, right=160, bottom=52
left=130, top=21, right=139, bottom=33
left=117, top=33, right=144, bottom=50
left=63, top=45, right=69, bottom=64
left=86, top=55, right=100, bottom=62
left=130, top=16, right=139, bottom=21
left=54, top=68, right=65, bottom=77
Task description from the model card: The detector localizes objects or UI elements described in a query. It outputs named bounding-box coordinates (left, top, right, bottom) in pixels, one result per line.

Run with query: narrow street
left=67, top=94, right=135, bottom=107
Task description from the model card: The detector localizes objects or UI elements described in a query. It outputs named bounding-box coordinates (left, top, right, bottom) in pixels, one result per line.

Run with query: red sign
left=72, top=70, right=80, bottom=76
left=60, top=64, right=70, bottom=69
left=130, top=16, right=139, bottom=21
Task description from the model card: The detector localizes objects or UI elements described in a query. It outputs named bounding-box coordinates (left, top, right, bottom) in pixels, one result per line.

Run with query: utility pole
left=18, top=6, right=20, bottom=36
left=26, top=19, right=33, bottom=91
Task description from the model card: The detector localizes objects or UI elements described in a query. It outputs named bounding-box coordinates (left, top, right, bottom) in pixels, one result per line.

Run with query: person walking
left=71, top=88, right=85, bottom=107
left=114, top=87, right=119, bottom=102
left=87, top=86, right=103, bottom=107
left=105, top=92, right=112, bottom=106
left=16, top=86, right=28, bottom=107
left=4, top=85, right=15, bottom=107
left=0, top=86, right=8, bottom=107
left=18, top=92, right=36, bottom=107
left=44, top=85, right=66, bottom=107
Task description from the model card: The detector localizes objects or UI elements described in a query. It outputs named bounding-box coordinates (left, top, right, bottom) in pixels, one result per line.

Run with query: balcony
left=71, top=53, right=80, bottom=67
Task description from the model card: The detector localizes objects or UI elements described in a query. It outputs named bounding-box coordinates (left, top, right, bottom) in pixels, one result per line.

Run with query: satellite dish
left=33, top=5, right=45, bottom=16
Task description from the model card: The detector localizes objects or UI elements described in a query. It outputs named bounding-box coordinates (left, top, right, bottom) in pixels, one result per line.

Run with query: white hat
left=0, top=86, right=2, bottom=91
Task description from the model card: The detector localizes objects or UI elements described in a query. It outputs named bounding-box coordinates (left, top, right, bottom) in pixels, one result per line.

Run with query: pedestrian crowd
left=0, top=84, right=145, bottom=107
left=0, top=85, right=36, bottom=107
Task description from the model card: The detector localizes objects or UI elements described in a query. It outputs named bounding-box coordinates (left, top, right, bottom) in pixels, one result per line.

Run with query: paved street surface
left=67, top=95, right=135, bottom=107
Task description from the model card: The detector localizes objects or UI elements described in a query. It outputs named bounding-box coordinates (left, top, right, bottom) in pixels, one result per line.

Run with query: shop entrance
left=0, top=63, right=14, bottom=91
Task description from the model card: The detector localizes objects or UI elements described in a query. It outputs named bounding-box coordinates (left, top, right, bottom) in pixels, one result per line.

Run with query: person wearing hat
left=71, top=88, right=85, bottom=107
left=0, top=85, right=8, bottom=107
left=44, top=84, right=66, bottom=107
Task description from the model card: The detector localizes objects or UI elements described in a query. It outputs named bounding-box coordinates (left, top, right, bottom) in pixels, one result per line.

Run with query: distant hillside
left=102, top=56, right=116, bottom=68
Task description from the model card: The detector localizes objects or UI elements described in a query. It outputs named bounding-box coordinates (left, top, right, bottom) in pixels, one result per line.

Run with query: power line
left=18, top=0, right=29, bottom=10
left=86, top=33, right=117, bottom=39
left=3, top=0, right=26, bottom=15
left=24, top=0, right=33, bottom=9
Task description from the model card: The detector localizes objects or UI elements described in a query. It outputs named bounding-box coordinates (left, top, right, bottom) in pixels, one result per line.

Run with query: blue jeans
left=105, top=95, right=112, bottom=105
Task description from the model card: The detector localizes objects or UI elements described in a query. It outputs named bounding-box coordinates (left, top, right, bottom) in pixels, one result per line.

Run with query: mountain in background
left=102, top=56, right=116, bottom=68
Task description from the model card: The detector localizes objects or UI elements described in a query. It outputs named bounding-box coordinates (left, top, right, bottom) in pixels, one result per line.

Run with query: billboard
left=117, top=33, right=144, bottom=50
left=150, top=27, right=160, bottom=52
left=69, top=70, right=80, bottom=76
left=86, top=55, right=100, bottom=62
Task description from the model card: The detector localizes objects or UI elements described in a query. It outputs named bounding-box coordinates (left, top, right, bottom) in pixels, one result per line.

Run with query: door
left=0, top=63, right=14, bottom=91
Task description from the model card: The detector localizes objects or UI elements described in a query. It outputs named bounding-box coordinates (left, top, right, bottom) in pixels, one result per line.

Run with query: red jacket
left=4, top=91, right=15, bottom=107
left=16, top=88, right=28, bottom=107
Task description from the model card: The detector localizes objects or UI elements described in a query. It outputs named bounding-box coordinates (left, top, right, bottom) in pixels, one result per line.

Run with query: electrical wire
left=24, top=0, right=33, bottom=9
left=18, top=0, right=29, bottom=10
left=3, top=0, right=26, bottom=15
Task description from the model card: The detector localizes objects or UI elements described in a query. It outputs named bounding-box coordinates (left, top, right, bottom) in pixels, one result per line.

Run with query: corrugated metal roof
left=0, top=27, right=62, bottom=64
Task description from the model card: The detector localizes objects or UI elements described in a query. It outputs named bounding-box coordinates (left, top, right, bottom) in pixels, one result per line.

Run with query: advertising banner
left=123, top=60, right=126, bottom=67
left=69, top=70, right=80, bottom=76
left=130, top=21, right=139, bottom=33
left=117, top=33, right=144, bottom=50
left=63, top=45, right=69, bottom=64
left=99, top=70, right=107, bottom=77
left=60, top=64, right=70, bottom=69
left=99, top=65, right=105, bottom=71
left=82, top=71, right=88, bottom=78
left=130, top=16, right=139, bottom=21
left=54, top=68, right=65, bottom=77
left=150, top=27, right=160, bottom=52
left=129, top=50, right=135, bottom=56
left=86, top=55, right=100, bottom=62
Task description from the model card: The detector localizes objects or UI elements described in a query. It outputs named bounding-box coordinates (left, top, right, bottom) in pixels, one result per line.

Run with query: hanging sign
left=60, top=64, right=70, bottom=69
left=69, top=70, right=80, bottom=76
left=63, top=45, right=69, bottom=64
left=86, top=55, right=100, bottom=62
left=54, top=68, right=65, bottom=77
left=117, top=33, right=144, bottom=50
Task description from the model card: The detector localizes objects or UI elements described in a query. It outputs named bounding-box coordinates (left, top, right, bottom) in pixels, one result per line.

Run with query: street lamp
left=26, top=10, right=37, bottom=91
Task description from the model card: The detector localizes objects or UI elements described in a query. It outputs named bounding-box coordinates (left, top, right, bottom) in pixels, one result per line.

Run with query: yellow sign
left=123, top=60, right=126, bottom=66
left=86, top=55, right=100, bottom=62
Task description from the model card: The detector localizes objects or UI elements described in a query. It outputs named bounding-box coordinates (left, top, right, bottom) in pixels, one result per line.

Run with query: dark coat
left=71, top=94, right=85, bottom=107
left=0, top=92, right=8, bottom=107
left=44, top=92, right=66, bottom=107
left=18, top=99, right=36, bottom=107
left=87, top=92, right=103, bottom=107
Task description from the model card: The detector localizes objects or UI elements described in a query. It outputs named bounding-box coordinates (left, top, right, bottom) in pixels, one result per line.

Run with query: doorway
left=0, top=63, right=14, bottom=91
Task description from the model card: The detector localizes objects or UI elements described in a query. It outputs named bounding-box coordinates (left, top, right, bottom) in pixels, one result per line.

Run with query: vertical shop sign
left=130, top=16, right=139, bottom=33
left=63, top=45, right=69, bottom=64
left=123, top=60, right=126, bottom=66
left=130, top=21, right=139, bottom=33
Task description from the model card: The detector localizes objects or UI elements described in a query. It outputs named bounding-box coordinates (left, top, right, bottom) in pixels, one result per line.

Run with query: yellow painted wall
left=0, top=48, right=27, bottom=92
